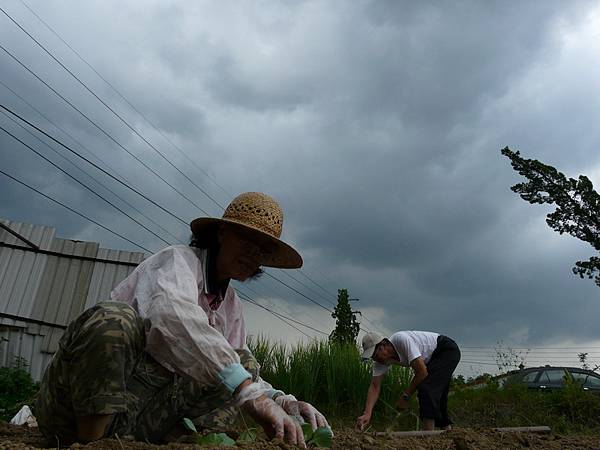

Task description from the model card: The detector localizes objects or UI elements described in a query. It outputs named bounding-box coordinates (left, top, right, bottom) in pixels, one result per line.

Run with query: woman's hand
left=275, top=395, right=329, bottom=431
left=242, top=395, right=306, bottom=447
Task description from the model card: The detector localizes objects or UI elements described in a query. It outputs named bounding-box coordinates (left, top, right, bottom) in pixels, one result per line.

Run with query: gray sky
left=2, top=0, right=600, bottom=377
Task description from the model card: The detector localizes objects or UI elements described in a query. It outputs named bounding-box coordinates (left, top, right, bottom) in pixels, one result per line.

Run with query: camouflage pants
left=35, top=302, right=260, bottom=444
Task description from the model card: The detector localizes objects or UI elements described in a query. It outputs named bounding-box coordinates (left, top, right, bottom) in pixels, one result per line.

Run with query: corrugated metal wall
left=0, top=219, right=145, bottom=381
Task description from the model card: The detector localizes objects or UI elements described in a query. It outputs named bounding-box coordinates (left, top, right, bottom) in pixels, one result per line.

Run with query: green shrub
left=0, top=357, right=39, bottom=422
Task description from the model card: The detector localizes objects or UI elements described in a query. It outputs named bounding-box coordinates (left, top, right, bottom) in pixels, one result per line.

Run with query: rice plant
left=247, top=336, right=411, bottom=421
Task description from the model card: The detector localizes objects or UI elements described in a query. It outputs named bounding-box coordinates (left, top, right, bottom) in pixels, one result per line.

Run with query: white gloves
left=242, top=394, right=306, bottom=447
left=274, top=394, right=330, bottom=431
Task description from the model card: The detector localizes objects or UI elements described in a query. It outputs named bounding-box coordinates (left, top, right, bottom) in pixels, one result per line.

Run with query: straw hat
left=361, top=332, right=385, bottom=360
left=190, top=192, right=303, bottom=269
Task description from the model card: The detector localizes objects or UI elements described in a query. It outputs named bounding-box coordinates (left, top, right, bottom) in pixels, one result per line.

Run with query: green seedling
left=182, top=417, right=197, bottom=433
left=197, top=432, right=236, bottom=446
left=301, top=423, right=333, bottom=448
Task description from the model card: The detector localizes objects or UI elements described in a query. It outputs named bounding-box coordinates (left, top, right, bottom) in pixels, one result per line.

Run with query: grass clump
left=0, top=357, right=38, bottom=422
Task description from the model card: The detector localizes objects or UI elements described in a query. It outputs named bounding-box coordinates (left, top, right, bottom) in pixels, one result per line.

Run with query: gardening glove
left=242, top=394, right=306, bottom=448
left=275, top=394, right=330, bottom=431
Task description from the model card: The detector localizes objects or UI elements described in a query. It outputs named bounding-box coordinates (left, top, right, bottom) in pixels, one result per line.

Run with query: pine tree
left=329, top=289, right=360, bottom=344
left=502, top=147, right=600, bottom=285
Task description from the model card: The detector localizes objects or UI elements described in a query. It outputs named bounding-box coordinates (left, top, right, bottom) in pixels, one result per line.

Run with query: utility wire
left=0, top=169, right=151, bottom=252
left=0, top=42, right=212, bottom=216
left=17, top=0, right=232, bottom=202
left=242, top=283, right=336, bottom=334
left=0, top=108, right=182, bottom=245
left=297, top=268, right=339, bottom=300
left=277, top=268, right=337, bottom=307
left=237, top=289, right=328, bottom=336
left=237, top=291, right=314, bottom=340
left=0, top=6, right=225, bottom=212
left=0, top=104, right=188, bottom=226
left=0, top=80, right=182, bottom=243
left=0, top=123, right=170, bottom=247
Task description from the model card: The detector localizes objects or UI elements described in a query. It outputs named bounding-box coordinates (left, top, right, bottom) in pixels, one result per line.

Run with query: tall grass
left=248, top=336, right=411, bottom=421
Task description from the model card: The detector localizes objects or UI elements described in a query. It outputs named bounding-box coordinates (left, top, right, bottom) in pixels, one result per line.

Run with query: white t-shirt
left=372, top=331, right=440, bottom=377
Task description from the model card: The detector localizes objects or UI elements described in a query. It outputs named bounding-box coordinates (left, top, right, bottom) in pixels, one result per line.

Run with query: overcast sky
left=2, top=0, right=600, bottom=377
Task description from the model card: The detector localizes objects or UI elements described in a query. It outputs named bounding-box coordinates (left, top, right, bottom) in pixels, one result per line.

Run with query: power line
left=237, top=289, right=328, bottom=336
left=0, top=168, right=150, bottom=252
left=0, top=108, right=182, bottom=245
left=17, top=0, right=233, bottom=202
left=0, top=42, right=212, bottom=216
left=297, top=268, right=338, bottom=300
left=0, top=80, right=183, bottom=244
left=0, top=104, right=187, bottom=226
left=0, top=123, right=171, bottom=247
left=237, top=291, right=314, bottom=340
left=277, top=268, right=337, bottom=307
left=0, top=6, right=225, bottom=212
left=242, top=283, right=332, bottom=334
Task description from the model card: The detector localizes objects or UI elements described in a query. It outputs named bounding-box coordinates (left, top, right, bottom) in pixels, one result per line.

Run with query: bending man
left=356, top=331, right=460, bottom=431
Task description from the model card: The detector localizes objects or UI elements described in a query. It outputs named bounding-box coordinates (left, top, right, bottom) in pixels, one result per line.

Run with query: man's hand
left=356, top=412, right=371, bottom=431
left=242, top=395, right=306, bottom=448
left=275, top=395, right=329, bottom=430
left=395, top=396, right=409, bottom=410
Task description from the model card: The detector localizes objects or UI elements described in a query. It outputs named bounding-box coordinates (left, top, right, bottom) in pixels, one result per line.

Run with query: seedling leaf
left=310, top=426, right=333, bottom=448
left=301, top=423, right=314, bottom=441
left=198, top=432, right=235, bottom=446
left=182, top=417, right=197, bottom=433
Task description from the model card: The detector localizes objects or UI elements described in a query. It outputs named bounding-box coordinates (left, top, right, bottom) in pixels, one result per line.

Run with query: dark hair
left=189, top=224, right=220, bottom=249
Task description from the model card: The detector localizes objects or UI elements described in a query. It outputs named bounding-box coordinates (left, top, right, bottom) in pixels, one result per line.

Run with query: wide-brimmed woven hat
left=190, top=192, right=303, bottom=269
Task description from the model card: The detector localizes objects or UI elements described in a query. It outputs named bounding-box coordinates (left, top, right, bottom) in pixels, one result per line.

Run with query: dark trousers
left=417, top=335, right=460, bottom=427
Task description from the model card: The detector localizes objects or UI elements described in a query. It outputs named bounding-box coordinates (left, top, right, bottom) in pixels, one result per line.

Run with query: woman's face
left=216, top=226, right=269, bottom=282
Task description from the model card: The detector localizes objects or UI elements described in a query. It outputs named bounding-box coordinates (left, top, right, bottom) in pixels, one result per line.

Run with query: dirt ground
left=2, top=421, right=600, bottom=450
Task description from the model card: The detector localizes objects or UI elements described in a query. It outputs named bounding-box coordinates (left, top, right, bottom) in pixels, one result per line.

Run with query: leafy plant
left=302, top=424, right=333, bottom=448
left=0, top=356, right=38, bottom=422
left=197, top=432, right=236, bottom=446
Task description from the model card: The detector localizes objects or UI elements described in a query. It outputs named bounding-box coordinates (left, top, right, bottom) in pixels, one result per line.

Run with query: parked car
left=502, top=366, right=600, bottom=392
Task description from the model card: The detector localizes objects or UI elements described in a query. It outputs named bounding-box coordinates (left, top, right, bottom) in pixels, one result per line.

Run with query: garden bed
left=2, top=422, right=600, bottom=449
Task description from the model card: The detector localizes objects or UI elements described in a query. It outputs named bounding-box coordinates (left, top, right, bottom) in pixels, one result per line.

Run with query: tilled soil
left=2, top=422, right=600, bottom=449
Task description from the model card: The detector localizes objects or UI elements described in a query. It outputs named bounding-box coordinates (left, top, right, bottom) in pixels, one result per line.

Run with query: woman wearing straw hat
left=35, top=192, right=327, bottom=447
left=356, top=331, right=460, bottom=432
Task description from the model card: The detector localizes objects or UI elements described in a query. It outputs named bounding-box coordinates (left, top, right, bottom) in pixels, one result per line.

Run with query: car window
left=539, top=369, right=566, bottom=384
left=570, top=372, right=588, bottom=385
left=521, top=371, right=539, bottom=383
left=585, top=374, right=600, bottom=388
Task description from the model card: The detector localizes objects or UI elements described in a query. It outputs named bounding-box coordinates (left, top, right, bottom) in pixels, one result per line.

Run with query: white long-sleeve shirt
left=110, top=245, right=252, bottom=393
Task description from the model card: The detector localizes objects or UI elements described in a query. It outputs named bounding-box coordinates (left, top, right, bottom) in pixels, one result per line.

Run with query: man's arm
left=396, top=357, right=428, bottom=409
left=356, top=375, right=383, bottom=430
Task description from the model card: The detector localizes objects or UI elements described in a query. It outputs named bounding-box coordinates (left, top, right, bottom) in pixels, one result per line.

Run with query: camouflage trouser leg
left=35, top=301, right=145, bottom=444
left=35, top=301, right=262, bottom=444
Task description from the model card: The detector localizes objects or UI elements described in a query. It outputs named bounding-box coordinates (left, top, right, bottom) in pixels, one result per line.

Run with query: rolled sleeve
left=219, top=363, right=252, bottom=392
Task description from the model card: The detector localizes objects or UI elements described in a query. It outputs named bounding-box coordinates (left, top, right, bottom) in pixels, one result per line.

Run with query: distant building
left=0, top=219, right=145, bottom=381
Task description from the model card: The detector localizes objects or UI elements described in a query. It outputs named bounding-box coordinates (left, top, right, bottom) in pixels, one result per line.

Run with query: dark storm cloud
left=1, top=0, right=600, bottom=361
